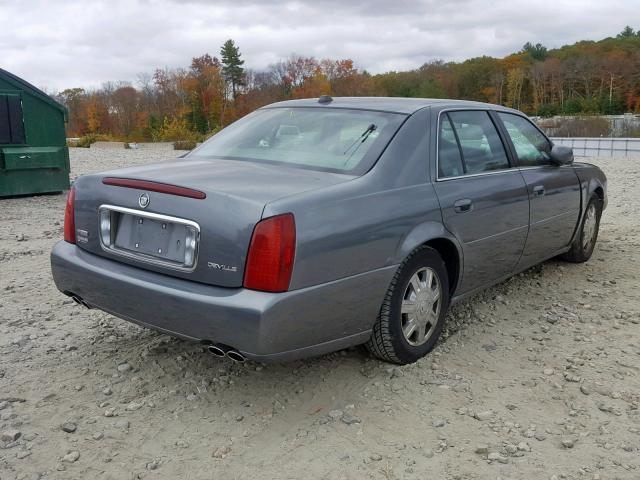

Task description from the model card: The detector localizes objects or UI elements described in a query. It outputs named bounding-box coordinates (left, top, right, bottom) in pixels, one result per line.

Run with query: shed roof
left=0, top=68, right=68, bottom=120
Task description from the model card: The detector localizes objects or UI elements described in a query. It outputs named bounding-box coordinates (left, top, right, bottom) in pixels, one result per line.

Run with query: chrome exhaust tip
left=207, top=344, right=228, bottom=358
left=226, top=350, right=246, bottom=363
left=71, top=295, right=92, bottom=309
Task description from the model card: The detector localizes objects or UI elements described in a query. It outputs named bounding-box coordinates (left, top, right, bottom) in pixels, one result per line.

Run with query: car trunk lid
left=73, top=158, right=353, bottom=287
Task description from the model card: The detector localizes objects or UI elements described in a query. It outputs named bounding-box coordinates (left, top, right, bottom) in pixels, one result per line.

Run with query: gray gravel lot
left=0, top=147, right=639, bottom=479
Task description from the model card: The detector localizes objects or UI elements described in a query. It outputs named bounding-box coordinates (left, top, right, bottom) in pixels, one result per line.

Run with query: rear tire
left=366, top=246, right=450, bottom=365
left=561, top=195, right=603, bottom=263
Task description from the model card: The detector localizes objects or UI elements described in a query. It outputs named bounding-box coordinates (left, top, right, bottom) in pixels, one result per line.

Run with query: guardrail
left=551, top=137, right=640, bottom=157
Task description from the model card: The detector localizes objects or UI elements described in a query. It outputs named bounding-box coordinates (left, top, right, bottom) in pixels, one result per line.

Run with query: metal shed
left=0, top=68, right=70, bottom=197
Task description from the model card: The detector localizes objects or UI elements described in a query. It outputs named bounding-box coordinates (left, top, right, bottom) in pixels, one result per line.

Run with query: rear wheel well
left=594, top=186, right=604, bottom=201
left=422, top=238, right=460, bottom=296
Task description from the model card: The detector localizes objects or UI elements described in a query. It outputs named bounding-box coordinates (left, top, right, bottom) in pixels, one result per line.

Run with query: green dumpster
left=0, top=68, right=70, bottom=197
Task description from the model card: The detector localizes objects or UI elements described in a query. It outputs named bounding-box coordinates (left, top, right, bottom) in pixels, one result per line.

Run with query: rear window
left=190, top=107, right=406, bottom=174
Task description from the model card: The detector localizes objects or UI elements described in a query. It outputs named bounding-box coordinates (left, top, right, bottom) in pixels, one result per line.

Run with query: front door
left=496, top=112, right=581, bottom=267
left=433, top=110, right=530, bottom=294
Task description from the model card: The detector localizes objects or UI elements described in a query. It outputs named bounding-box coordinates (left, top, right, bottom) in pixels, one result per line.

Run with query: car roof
left=263, top=97, right=519, bottom=115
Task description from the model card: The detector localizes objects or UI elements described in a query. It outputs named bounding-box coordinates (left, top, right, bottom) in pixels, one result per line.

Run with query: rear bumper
left=50, top=241, right=395, bottom=362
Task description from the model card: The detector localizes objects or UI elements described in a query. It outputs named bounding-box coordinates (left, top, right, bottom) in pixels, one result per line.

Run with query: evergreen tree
left=521, top=42, right=548, bottom=61
left=617, top=26, right=635, bottom=39
left=220, top=39, right=245, bottom=98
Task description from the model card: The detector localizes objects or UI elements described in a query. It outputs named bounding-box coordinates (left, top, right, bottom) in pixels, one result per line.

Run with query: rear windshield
left=189, top=107, right=406, bottom=175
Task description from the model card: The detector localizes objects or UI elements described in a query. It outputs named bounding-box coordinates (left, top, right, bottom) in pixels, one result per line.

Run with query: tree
left=85, top=99, right=101, bottom=134
left=284, top=56, right=319, bottom=88
left=153, top=68, right=182, bottom=120
left=56, top=29, right=640, bottom=140
left=506, top=68, right=525, bottom=109
left=220, top=39, right=245, bottom=99
left=291, top=71, right=331, bottom=99
left=522, top=42, right=548, bottom=61
left=111, top=85, right=139, bottom=138
left=191, top=53, right=220, bottom=76
left=186, top=53, right=227, bottom=131
left=456, top=56, right=502, bottom=100
left=58, top=88, right=86, bottom=135
left=617, top=26, right=636, bottom=39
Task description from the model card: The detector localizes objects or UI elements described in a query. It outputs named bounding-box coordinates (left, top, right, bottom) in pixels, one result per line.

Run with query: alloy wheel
left=400, top=267, right=442, bottom=346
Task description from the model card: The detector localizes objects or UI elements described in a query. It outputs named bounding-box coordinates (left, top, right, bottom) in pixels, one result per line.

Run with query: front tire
left=562, top=195, right=603, bottom=263
left=366, top=246, right=450, bottom=365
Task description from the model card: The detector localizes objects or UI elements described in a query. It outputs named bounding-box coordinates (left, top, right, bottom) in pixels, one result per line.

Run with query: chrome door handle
left=19, top=155, right=31, bottom=159
left=453, top=198, right=473, bottom=213
left=532, top=185, right=545, bottom=197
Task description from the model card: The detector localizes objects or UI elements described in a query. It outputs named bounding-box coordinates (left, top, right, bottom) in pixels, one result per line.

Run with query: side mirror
left=549, top=144, right=574, bottom=166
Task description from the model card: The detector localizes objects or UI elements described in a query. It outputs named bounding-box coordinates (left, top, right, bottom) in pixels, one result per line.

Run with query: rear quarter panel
left=264, top=107, right=459, bottom=291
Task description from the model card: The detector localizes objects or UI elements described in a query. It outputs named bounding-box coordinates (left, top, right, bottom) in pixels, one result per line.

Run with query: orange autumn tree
left=57, top=29, right=640, bottom=141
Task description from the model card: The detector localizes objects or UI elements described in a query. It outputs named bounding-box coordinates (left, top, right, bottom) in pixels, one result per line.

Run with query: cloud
left=0, top=0, right=635, bottom=91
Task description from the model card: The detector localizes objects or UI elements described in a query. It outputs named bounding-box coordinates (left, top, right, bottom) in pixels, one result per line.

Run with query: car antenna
left=318, top=95, right=333, bottom=104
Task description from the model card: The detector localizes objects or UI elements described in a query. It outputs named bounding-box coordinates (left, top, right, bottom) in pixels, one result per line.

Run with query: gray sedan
left=51, top=97, right=607, bottom=364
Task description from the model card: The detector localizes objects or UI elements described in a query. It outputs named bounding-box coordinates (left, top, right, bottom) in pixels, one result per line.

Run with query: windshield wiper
left=343, top=123, right=377, bottom=163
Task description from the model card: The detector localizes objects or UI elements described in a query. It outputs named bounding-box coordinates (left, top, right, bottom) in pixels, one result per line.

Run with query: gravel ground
left=0, top=147, right=639, bottom=480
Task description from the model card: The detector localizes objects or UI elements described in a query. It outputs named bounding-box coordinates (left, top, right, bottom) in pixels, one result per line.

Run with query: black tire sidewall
left=386, top=248, right=450, bottom=363
left=577, top=197, right=603, bottom=260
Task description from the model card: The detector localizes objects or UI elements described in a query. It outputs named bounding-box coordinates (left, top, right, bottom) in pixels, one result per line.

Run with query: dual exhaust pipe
left=207, top=343, right=246, bottom=363
left=67, top=292, right=244, bottom=362
left=71, top=294, right=93, bottom=309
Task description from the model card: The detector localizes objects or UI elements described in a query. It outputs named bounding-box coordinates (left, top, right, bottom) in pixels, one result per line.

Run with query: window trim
left=493, top=111, right=554, bottom=168
left=435, top=167, right=522, bottom=182
left=439, top=112, right=467, bottom=176
left=435, top=108, right=513, bottom=182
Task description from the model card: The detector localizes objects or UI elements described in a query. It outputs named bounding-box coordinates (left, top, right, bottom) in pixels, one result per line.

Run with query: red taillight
left=64, top=187, right=76, bottom=244
left=243, top=213, right=296, bottom=293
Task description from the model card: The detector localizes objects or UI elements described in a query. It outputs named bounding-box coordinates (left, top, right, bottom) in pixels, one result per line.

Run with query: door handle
left=453, top=198, right=473, bottom=213
left=532, top=185, right=545, bottom=197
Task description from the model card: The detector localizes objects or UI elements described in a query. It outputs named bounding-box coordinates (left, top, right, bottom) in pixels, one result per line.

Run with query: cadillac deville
left=51, top=97, right=607, bottom=364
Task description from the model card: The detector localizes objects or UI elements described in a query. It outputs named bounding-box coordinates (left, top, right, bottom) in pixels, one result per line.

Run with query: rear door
left=495, top=112, right=581, bottom=267
left=432, top=109, right=530, bottom=294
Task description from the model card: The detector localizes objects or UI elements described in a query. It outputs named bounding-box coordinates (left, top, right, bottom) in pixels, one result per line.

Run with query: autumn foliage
left=58, top=28, right=640, bottom=142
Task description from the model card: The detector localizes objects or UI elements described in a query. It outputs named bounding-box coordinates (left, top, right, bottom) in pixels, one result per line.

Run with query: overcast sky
left=1, top=0, right=636, bottom=92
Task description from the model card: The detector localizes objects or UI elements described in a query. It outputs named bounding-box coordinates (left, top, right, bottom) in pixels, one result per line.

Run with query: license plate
left=98, top=205, right=199, bottom=270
